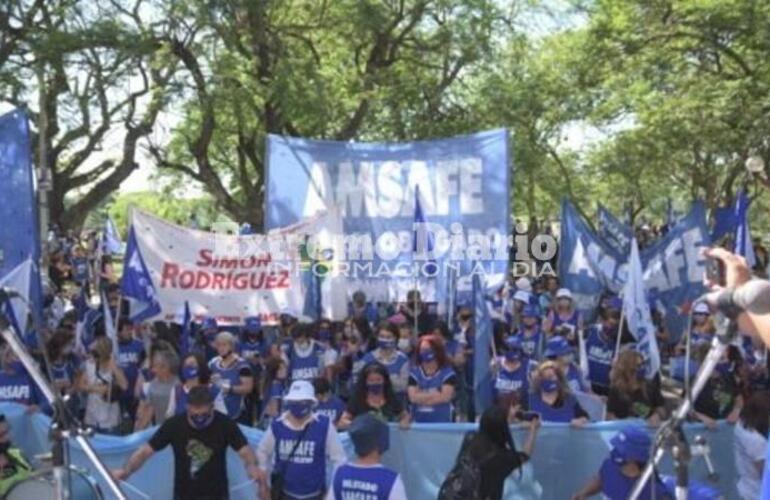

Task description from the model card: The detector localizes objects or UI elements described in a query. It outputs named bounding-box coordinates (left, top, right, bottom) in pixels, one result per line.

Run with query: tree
left=0, top=0, right=177, bottom=230
left=150, top=0, right=509, bottom=230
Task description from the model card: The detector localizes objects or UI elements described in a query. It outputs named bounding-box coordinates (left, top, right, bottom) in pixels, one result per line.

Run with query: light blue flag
left=472, top=272, right=493, bottom=414
left=733, top=190, right=756, bottom=268
left=622, top=238, right=660, bottom=378
left=100, top=290, right=118, bottom=357
left=179, top=300, right=192, bottom=356
left=103, top=217, right=123, bottom=254
left=120, top=226, right=162, bottom=322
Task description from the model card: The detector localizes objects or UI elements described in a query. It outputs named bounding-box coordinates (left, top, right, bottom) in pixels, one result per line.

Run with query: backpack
left=437, top=432, right=487, bottom=500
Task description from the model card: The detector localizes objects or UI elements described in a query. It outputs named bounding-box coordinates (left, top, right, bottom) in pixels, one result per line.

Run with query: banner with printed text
left=559, top=199, right=710, bottom=342
left=130, top=208, right=346, bottom=325
left=265, top=129, right=510, bottom=304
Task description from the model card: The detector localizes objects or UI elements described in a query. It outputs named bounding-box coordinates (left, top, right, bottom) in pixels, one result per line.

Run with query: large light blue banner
left=559, top=199, right=710, bottom=342
left=265, top=130, right=510, bottom=304
left=2, top=404, right=734, bottom=499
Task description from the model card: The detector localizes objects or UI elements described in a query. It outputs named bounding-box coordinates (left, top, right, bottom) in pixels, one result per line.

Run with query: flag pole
left=613, top=291, right=624, bottom=363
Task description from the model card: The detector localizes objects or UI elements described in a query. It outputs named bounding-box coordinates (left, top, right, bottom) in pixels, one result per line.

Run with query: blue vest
left=493, top=359, right=530, bottom=402
left=172, top=384, right=222, bottom=416
left=362, top=351, right=409, bottom=383
left=50, top=356, right=79, bottom=388
left=331, top=463, right=399, bottom=500
left=409, top=366, right=454, bottom=423
left=71, top=257, right=90, bottom=282
left=315, top=396, right=345, bottom=424
left=585, top=325, right=616, bottom=388
left=289, top=343, right=325, bottom=382
left=528, top=392, right=578, bottom=423
left=514, top=328, right=543, bottom=360
left=209, top=356, right=250, bottom=418
left=117, top=339, right=145, bottom=388
left=271, top=415, right=330, bottom=498
left=551, top=310, right=580, bottom=330
left=0, top=372, right=37, bottom=405
left=239, top=339, right=267, bottom=364
left=599, top=458, right=668, bottom=500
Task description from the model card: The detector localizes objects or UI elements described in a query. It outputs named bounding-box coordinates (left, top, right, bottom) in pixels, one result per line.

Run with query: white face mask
left=397, top=338, right=411, bottom=351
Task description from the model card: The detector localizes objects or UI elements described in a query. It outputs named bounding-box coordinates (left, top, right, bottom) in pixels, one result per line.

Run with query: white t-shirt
left=83, top=360, right=120, bottom=430
left=734, top=421, right=767, bottom=500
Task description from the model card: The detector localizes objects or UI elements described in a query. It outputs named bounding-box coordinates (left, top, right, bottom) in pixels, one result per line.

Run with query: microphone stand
left=629, top=315, right=738, bottom=500
left=0, top=296, right=126, bottom=499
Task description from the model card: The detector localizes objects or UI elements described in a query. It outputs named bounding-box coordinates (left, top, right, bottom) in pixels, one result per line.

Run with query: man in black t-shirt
left=111, top=386, right=264, bottom=500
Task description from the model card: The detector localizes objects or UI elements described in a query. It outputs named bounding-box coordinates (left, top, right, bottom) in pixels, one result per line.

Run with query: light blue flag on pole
left=120, top=226, right=162, bottom=323
left=622, top=238, right=661, bottom=378
left=472, top=272, right=493, bottom=414
left=103, top=217, right=123, bottom=255
left=179, top=300, right=192, bottom=356
left=100, top=290, right=118, bottom=357
left=733, top=190, right=756, bottom=268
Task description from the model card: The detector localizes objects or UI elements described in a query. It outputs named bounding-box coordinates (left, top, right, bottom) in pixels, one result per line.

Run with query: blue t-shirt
left=331, top=463, right=400, bottom=500
left=527, top=392, right=581, bottom=423
left=51, top=355, right=81, bottom=390
left=408, top=366, right=456, bottom=423
left=599, top=457, right=668, bottom=500
left=209, top=356, right=252, bottom=419
left=585, top=325, right=617, bottom=388
left=315, top=396, right=345, bottom=425
left=71, top=256, right=90, bottom=283
left=171, top=383, right=222, bottom=416
left=117, top=338, right=145, bottom=391
left=271, top=414, right=330, bottom=498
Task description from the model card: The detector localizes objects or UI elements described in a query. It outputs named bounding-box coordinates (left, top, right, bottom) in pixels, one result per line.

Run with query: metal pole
left=36, top=63, right=51, bottom=255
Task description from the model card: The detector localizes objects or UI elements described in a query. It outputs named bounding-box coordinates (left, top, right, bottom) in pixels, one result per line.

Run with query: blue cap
left=522, top=305, right=540, bottom=318
left=201, top=316, right=218, bottom=331
left=349, top=413, right=390, bottom=456
left=243, top=316, right=262, bottom=334
left=504, top=335, right=523, bottom=352
left=610, top=426, right=651, bottom=463
left=544, top=336, right=572, bottom=358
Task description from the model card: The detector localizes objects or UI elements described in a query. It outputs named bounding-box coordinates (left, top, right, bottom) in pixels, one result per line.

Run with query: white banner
left=130, top=208, right=345, bottom=325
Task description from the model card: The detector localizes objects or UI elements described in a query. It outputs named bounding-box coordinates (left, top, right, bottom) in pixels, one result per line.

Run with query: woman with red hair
left=407, top=335, right=457, bottom=423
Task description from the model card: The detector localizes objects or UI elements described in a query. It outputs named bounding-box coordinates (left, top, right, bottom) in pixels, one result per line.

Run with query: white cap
left=515, top=277, right=532, bottom=292
left=692, top=302, right=710, bottom=315
left=556, top=288, right=573, bottom=300
left=283, top=380, right=317, bottom=404
left=513, top=290, right=531, bottom=303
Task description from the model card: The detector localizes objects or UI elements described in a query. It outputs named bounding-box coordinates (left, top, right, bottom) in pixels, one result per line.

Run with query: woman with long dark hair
left=606, top=350, right=665, bottom=426
left=439, top=405, right=539, bottom=500
left=338, top=362, right=410, bottom=429
left=734, top=391, right=770, bottom=499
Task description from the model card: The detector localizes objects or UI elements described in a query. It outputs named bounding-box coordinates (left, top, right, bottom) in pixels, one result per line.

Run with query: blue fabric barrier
left=1, top=404, right=736, bottom=499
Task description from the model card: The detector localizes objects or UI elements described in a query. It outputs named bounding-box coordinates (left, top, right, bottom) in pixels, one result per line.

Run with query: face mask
left=367, top=383, right=384, bottom=395
left=541, top=379, right=558, bottom=393
left=377, top=338, right=396, bottom=351
left=246, top=332, right=261, bottom=342
left=182, top=366, right=199, bottom=382
left=295, top=339, right=310, bottom=349
left=418, top=350, right=436, bottom=363
left=397, top=339, right=411, bottom=351
left=317, top=330, right=331, bottom=342
left=8, top=361, right=24, bottom=374
left=0, top=442, right=10, bottom=454
left=189, top=411, right=214, bottom=430
left=504, top=350, right=521, bottom=362
left=287, top=402, right=312, bottom=419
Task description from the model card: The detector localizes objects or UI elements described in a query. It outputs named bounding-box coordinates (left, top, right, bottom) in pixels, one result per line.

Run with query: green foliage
left=104, top=191, right=220, bottom=237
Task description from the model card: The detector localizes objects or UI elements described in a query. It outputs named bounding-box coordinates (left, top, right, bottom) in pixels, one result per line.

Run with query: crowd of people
left=0, top=228, right=767, bottom=500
